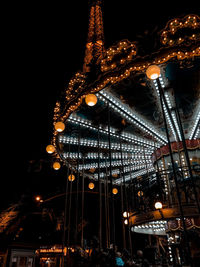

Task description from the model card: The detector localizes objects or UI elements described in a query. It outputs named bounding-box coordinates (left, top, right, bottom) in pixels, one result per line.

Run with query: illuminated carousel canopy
left=48, top=13, right=200, bottom=186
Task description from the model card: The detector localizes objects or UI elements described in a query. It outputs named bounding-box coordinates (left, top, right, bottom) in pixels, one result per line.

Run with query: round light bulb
left=137, top=190, right=144, bottom=197
left=123, top=211, right=130, bottom=218
left=35, top=196, right=41, bottom=202
left=85, top=94, right=98, bottom=106
left=88, top=182, right=95, bottom=190
left=46, top=144, right=55, bottom=154
left=155, top=201, right=163, bottom=209
left=146, top=65, right=161, bottom=80
left=68, top=174, right=75, bottom=182
left=112, top=188, right=118, bottom=195
left=53, top=161, right=61, bottom=170
left=54, top=121, right=65, bottom=132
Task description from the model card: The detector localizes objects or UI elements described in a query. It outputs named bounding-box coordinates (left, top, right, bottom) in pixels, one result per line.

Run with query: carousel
left=45, top=1, right=200, bottom=266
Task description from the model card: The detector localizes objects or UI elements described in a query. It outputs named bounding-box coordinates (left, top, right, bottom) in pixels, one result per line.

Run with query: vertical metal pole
left=62, top=145, right=70, bottom=267
left=159, top=85, right=199, bottom=211
left=97, top=125, right=102, bottom=250
left=127, top=161, right=133, bottom=258
left=107, top=103, right=116, bottom=249
left=120, top=173, right=126, bottom=250
left=67, top=172, right=73, bottom=248
left=174, top=96, right=200, bottom=213
left=105, top=157, right=110, bottom=248
left=75, top=125, right=81, bottom=245
left=120, top=137, right=133, bottom=257
left=157, top=79, right=192, bottom=266
left=81, top=157, right=85, bottom=248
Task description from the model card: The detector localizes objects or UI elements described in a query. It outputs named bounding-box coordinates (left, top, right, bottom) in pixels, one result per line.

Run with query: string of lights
left=78, top=159, right=152, bottom=171
left=114, top=167, right=155, bottom=184
left=93, top=163, right=154, bottom=180
left=97, top=90, right=167, bottom=145
left=59, top=135, right=153, bottom=153
left=152, top=76, right=182, bottom=141
left=62, top=151, right=152, bottom=160
left=188, top=102, right=200, bottom=140
left=68, top=114, right=160, bottom=148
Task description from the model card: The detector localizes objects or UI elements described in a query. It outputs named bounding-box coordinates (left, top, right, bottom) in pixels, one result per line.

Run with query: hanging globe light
left=53, top=161, right=61, bottom=170
left=68, top=174, right=75, bottom=182
left=155, top=201, right=163, bottom=210
left=137, top=190, right=144, bottom=197
left=54, top=121, right=65, bottom=132
left=35, top=196, right=41, bottom=202
left=146, top=65, right=160, bottom=80
left=85, top=94, right=98, bottom=106
left=46, top=144, right=55, bottom=154
left=88, top=182, right=95, bottom=190
left=112, top=188, right=118, bottom=195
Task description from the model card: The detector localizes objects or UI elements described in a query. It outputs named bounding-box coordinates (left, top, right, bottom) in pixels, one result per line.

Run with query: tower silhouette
left=83, top=0, right=105, bottom=73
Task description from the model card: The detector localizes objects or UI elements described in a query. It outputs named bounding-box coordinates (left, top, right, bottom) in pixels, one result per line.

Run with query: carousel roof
left=50, top=11, right=200, bottom=184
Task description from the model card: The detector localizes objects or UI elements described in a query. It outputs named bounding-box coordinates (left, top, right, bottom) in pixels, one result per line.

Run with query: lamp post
left=155, top=201, right=164, bottom=219
left=146, top=65, right=192, bottom=266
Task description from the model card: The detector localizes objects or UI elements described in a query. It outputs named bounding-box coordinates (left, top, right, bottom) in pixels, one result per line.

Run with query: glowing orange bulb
left=46, top=144, right=55, bottom=154
left=35, top=196, right=41, bottom=202
left=53, top=162, right=61, bottom=170
left=68, top=174, right=75, bottom=182
left=112, top=188, right=118, bottom=195
left=54, top=121, right=65, bottom=132
left=146, top=65, right=161, bottom=80
left=137, top=191, right=144, bottom=197
left=88, top=182, right=95, bottom=190
left=85, top=94, right=97, bottom=106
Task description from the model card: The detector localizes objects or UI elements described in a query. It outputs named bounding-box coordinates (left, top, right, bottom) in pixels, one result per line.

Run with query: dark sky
left=2, top=1, right=199, bottom=208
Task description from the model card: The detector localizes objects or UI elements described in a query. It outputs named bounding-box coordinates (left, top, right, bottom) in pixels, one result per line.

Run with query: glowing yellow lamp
left=137, top=191, right=144, bottom=197
left=123, top=211, right=130, bottom=218
left=124, top=219, right=128, bottom=225
left=68, top=174, right=75, bottom=182
left=54, top=121, right=65, bottom=132
left=35, top=196, right=41, bottom=202
left=53, top=161, right=61, bottom=170
left=155, top=201, right=163, bottom=210
left=46, top=144, right=55, bottom=154
left=112, top=188, right=118, bottom=195
left=146, top=65, right=160, bottom=80
left=85, top=94, right=97, bottom=106
left=88, top=182, right=95, bottom=190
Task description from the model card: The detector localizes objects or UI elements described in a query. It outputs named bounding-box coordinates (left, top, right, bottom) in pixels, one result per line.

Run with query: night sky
left=1, top=1, right=199, bottom=209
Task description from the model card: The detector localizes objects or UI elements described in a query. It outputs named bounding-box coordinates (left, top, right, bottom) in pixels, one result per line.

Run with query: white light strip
left=114, top=167, right=155, bottom=184
left=153, top=76, right=182, bottom=141
left=97, top=90, right=167, bottom=144
left=59, top=136, right=153, bottom=153
left=133, top=220, right=167, bottom=233
left=194, top=127, right=200, bottom=139
left=94, top=164, right=154, bottom=179
left=189, top=103, right=200, bottom=140
left=68, top=114, right=159, bottom=148
left=63, top=152, right=152, bottom=160
left=78, top=159, right=152, bottom=171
